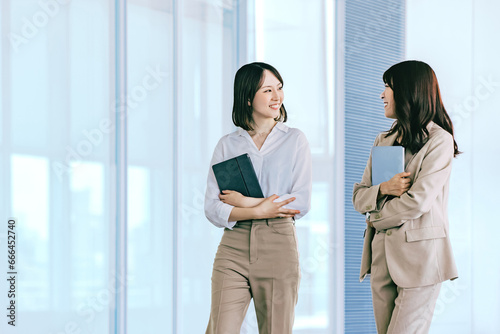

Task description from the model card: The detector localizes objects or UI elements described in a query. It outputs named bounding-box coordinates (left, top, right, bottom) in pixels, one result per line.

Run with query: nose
left=380, top=90, right=384, bottom=99
left=272, top=89, right=280, bottom=101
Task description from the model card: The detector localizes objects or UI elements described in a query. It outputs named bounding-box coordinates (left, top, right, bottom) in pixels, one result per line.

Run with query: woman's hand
left=219, top=190, right=249, bottom=207
left=379, top=171, right=411, bottom=197
left=254, top=194, right=300, bottom=219
left=219, top=190, right=266, bottom=208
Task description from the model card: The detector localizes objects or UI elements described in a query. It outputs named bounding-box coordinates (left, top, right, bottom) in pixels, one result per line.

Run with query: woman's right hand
left=379, top=172, right=411, bottom=197
left=255, top=195, right=300, bottom=219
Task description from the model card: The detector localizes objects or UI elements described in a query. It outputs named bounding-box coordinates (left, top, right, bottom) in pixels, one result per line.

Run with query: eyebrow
left=261, top=83, right=283, bottom=88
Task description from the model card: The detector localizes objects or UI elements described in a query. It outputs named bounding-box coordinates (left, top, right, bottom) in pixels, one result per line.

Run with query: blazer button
left=365, top=205, right=372, bottom=210
left=386, top=230, right=392, bottom=236
left=374, top=213, right=381, bottom=219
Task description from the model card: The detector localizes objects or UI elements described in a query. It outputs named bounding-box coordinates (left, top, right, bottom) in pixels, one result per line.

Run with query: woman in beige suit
left=352, top=60, right=460, bottom=334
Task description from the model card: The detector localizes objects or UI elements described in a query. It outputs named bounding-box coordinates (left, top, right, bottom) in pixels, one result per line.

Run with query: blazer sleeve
left=352, top=134, right=390, bottom=214
left=369, top=132, right=454, bottom=231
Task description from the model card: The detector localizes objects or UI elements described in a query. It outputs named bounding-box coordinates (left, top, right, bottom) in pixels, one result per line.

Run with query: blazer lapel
left=405, top=151, right=419, bottom=171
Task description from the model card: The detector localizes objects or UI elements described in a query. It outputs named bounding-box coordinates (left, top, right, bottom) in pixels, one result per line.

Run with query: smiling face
left=250, top=70, right=284, bottom=122
left=381, top=83, right=396, bottom=119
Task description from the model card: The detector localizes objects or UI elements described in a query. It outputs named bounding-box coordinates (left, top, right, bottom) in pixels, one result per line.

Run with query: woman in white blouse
left=204, top=62, right=312, bottom=334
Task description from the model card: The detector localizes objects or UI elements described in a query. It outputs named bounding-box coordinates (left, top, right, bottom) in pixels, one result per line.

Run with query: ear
left=247, top=99, right=251, bottom=106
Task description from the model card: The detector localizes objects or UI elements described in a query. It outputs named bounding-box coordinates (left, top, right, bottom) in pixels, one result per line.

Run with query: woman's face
left=250, top=70, right=284, bottom=121
left=381, top=83, right=396, bottom=119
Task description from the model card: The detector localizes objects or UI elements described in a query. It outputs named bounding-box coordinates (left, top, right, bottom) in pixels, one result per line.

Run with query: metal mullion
left=333, top=1, right=346, bottom=333
left=0, top=0, right=12, bottom=231
left=110, top=0, right=128, bottom=333
left=172, top=0, right=182, bottom=333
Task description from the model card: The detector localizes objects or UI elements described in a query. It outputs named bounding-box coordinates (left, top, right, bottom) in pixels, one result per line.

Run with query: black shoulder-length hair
left=383, top=60, right=460, bottom=157
left=232, top=62, right=287, bottom=131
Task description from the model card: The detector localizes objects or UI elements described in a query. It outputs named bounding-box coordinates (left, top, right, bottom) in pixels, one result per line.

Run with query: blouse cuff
left=220, top=203, right=237, bottom=229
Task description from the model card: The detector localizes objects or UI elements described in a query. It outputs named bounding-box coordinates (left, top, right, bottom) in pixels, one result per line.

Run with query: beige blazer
left=352, top=121, right=458, bottom=288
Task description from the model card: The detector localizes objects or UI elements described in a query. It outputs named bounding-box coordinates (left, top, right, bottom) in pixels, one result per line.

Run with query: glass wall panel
left=126, top=1, right=174, bottom=333
left=0, top=1, right=112, bottom=333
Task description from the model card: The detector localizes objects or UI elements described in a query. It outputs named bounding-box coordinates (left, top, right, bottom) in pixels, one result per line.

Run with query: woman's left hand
left=219, top=190, right=249, bottom=207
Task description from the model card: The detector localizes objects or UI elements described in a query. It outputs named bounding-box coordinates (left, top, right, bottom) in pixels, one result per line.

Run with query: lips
left=270, top=103, right=280, bottom=110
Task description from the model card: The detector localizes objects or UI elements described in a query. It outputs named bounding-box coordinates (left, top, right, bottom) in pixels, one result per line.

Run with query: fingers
left=277, top=197, right=296, bottom=207
left=281, top=208, right=300, bottom=215
left=401, top=179, right=411, bottom=189
left=400, top=181, right=411, bottom=190
left=223, top=190, right=241, bottom=195
left=267, top=194, right=280, bottom=201
left=392, top=172, right=411, bottom=182
left=393, top=173, right=411, bottom=196
left=219, top=193, right=231, bottom=202
left=267, top=195, right=298, bottom=206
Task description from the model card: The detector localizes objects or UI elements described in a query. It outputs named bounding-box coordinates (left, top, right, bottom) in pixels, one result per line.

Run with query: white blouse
left=204, top=122, right=312, bottom=228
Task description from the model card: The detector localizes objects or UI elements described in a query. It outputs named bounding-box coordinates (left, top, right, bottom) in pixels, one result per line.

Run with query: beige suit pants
left=371, top=230, right=441, bottom=334
left=206, top=218, right=300, bottom=334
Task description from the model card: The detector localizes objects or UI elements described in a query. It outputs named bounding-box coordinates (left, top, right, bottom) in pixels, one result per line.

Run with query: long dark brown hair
left=383, top=60, right=460, bottom=156
left=232, top=62, right=287, bottom=131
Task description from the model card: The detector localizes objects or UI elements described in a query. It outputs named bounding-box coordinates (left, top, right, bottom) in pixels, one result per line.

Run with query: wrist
left=253, top=206, right=264, bottom=219
left=379, top=182, right=386, bottom=196
left=240, top=196, right=250, bottom=208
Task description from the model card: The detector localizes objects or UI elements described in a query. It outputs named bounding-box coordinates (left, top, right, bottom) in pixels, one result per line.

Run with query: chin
left=269, top=111, right=280, bottom=119
left=384, top=110, right=396, bottom=119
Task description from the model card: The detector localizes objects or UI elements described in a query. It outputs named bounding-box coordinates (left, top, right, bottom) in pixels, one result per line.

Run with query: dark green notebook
left=212, top=153, right=264, bottom=198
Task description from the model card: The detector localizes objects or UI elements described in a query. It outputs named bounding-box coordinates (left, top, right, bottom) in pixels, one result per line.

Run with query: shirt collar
left=234, top=122, right=289, bottom=137
left=275, top=122, right=289, bottom=133
left=235, top=127, right=246, bottom=137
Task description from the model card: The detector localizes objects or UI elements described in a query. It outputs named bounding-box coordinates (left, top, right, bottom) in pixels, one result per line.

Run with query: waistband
left=236, top=217, right=295, bottom=226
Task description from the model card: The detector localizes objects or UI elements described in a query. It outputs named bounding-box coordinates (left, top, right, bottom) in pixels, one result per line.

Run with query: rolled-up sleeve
left=275, top=131, right=312, bottom=220
left=204, top=140, right=237, bottom=229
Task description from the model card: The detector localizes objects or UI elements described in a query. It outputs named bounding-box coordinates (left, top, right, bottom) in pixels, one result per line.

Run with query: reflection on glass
left=70, top=162, right=106, bottom=297
left=128, top=165, right=151, bottom=308
left=11, top=154, right=49, bottom=310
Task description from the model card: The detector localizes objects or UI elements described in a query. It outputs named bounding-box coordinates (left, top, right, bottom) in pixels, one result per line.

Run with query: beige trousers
left=206, top=218, right=300, bottom=334
left=371, top=230, right=441, bottom=334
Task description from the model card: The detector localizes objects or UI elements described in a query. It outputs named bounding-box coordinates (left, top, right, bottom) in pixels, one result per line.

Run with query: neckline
left=247, top=122, right=278, bottom=152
